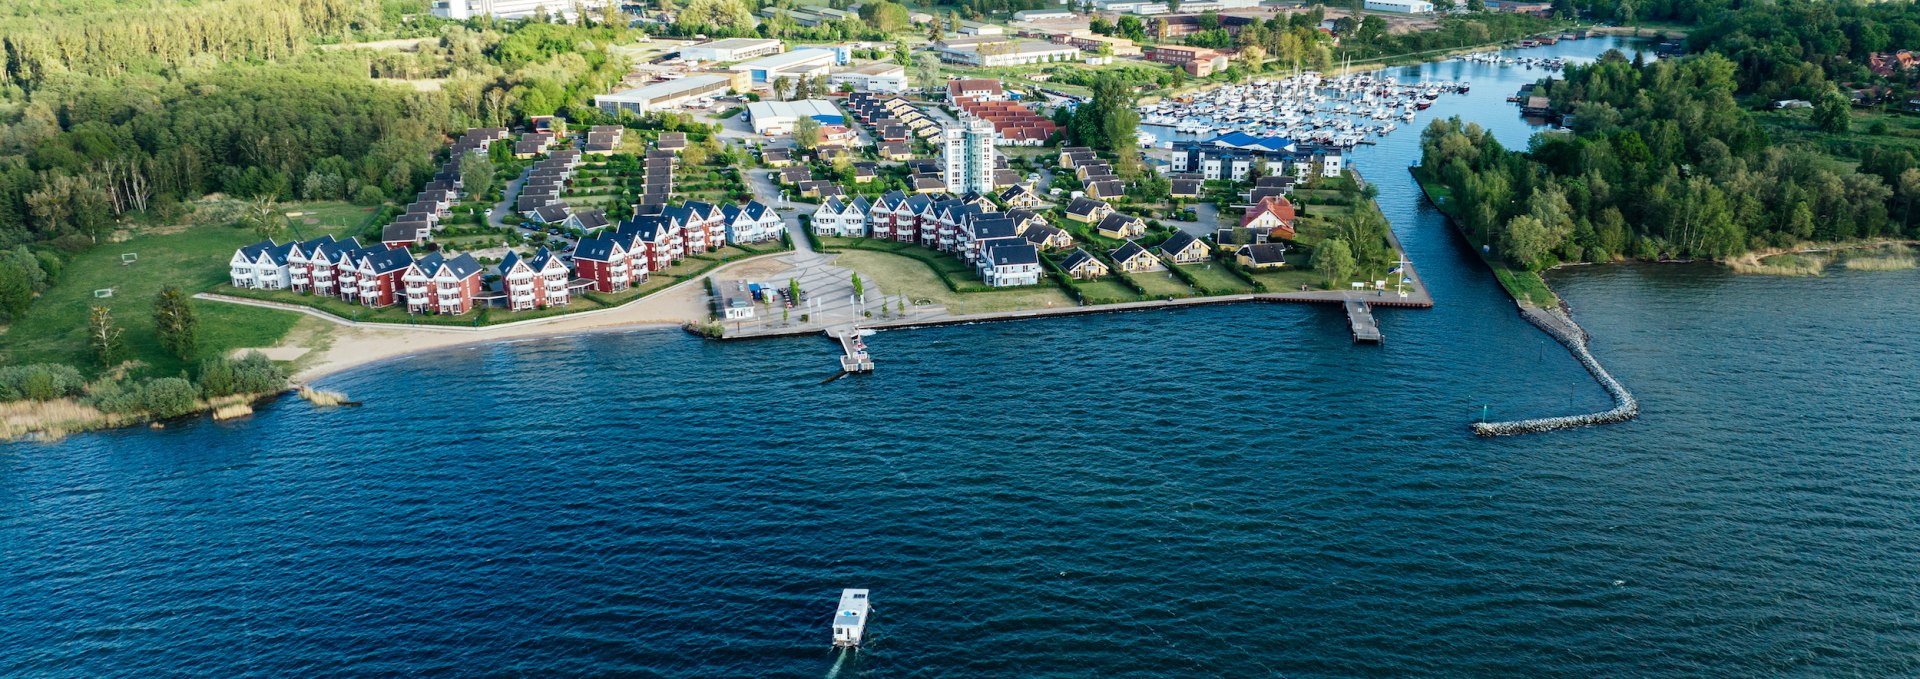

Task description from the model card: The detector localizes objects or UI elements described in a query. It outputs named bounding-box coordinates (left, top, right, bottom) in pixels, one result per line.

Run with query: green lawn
left=1247, top=267, right=1326, bottom=292
left=1180, top=263, right=1254, bottom=293
left=0, top=201, right=376, bottom=377
left=1129, top=269, right=1194, bottom=298
left=1073, top=278, right=1139, bottom=304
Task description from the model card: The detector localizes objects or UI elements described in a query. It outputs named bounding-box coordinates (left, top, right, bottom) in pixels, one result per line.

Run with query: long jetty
left=1471, top=305, right=1639, bottom=437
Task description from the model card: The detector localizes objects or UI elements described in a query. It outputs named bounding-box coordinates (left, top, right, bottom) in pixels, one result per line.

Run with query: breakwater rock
left=1472, top=305, right=1639, bottom=437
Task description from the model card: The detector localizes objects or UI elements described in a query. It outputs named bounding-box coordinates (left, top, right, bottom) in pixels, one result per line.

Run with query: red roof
left=1241, top=196, right=1297, bottom=228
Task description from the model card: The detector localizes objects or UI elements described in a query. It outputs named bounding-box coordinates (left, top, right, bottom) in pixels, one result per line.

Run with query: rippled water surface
left=4, top=39, right=1919, bottom=676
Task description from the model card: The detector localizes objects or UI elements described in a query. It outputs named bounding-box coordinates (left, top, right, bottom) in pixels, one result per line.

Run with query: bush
left=142, top=378, right=201, bottom=419
left=351, top=184, right=387, bottom=206
left=86, top=379, right=147, bottom=415
left=0, top=364, right=86, bottom=402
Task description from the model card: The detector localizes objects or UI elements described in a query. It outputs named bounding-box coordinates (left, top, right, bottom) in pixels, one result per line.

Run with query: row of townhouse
left=236, top=233, right=586, bottom=313
left=517, top=145, right=586, bottom=222
left=570, top=199, right=783, bottom=292
left=844, top=92, right=943, bottom=142
left=383, top=128, right=511, bottom=248
left=810, top=191, right=1067, bottom=287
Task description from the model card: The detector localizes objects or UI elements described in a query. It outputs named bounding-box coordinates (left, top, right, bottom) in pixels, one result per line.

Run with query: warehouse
left=827, top=62, right=909, bottom=93
left=594, top=75, right=733, bottom=115
left=730, top=48, right=837, bottom=83
left=681, top=38, right=784, bottom=62
left=744, top=100, right=846, bottom=135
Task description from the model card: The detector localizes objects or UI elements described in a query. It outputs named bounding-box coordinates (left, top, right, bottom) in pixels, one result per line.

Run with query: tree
left=851, top=272, right=864, bottom=299
left=89, top=304, right=123, bottom=368
left=1501, top=214, right=1561, bottom=270
left=1467, top=0, right=1485, bottom=11
left=1813, top=88, right=1852, bottom=134
left=461, top=151, right=496, bottom=202
left=1313, top=239, right=1356, bottom=288
left=243, top=196, right=282, bottom=240
left=794, top=117, right=823, bottom=150
left=676, top=0, right=757, bottom=32
left=0, top=247, right=46, bottom=319
left=152, top=286, right=199, bottom=361
left=860, top=1, right=911, bottom=33
left=789, top=277, right=801, bottom=303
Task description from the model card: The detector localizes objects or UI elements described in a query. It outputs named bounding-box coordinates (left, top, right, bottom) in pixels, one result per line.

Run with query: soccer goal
left=94, top=288, right=114, bottom=298
left=121, top=253, right=138, bottom=266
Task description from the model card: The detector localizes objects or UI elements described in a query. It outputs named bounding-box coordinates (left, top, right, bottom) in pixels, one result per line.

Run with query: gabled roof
left=1238, top=243, right=1288, bottom=264
left=382, top=222, right=431, bottom=244
left=529, top=247, right=566, bottom=272
left=986, top=241, right=1038, bottom=266
left=1111, top=240, right=1150, bottom=263
left=363, top=247, right=414, bottom=273
left=1066, top=197, right=1108, bottom=217
left=1023, top=224, right=1066, bottom=246
left=1061, top=248, right=1102, bottom=271
left=1241, top=195, right=1297, bottom=227
left=1157, top=231, right=1201, bottom=256
left=499, top=250, right=528, bottom=275
left=441, top=252, right=482, bottom=279
left=972, top=216, right=1018, bottom=240
left=575, top=209, right=610, bottom=230
left=535, top=204, right=572, bottom=222
left=573, top=236, right=623, bottom=262
left=1096, top=211, right=1142, bottom=234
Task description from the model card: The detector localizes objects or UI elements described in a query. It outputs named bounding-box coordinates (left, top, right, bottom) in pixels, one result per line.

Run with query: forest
left=1419, top=50, right=1906, bottom=271
left=0, top=1, right=631, bottom=252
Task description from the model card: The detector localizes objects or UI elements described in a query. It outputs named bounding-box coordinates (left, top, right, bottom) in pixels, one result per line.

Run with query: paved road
left=1164, top=201, right=1221, bottom=238
left=742, top=162, right=818, bottom=253
left=489, top=172, right=526, bottom=229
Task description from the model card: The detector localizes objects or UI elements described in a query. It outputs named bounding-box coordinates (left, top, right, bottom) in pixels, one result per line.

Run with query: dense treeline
left=0, top=0, right=422, bottom=91
left=1686, top=0, right=1920, bottom=98
left=0, top=19, right=630, bottom=249
left=1419, top=50, right=1906, bottom=270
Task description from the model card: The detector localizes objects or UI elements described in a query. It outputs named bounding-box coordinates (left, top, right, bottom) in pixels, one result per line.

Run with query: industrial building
left=935, top=41, right=1081, bottom=67
left=1363, top=0, right=1435, bottom=12
left=730, top=48, right=837, bottom=84
left=595, top=75, right=733, bottom=115
left=828, top=62, right=909, bottom=93
left=680, top=38, right=784, bottom=62
left=745, top=100, right=845, bottom=135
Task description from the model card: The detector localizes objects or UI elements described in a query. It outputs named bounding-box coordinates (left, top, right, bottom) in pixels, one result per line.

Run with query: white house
left=230, top=240, right=294, bottom=290
left=811, top=196, right=870, bottom=237
left=1363, top=0, right=1434, bottom=12
left=979, top=240, right=1042, bottom=287
left=724, top=201, right=786, bottom=243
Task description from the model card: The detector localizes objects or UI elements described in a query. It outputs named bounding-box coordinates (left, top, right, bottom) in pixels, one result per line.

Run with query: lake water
left=4, top=38, right=1918, bottom=676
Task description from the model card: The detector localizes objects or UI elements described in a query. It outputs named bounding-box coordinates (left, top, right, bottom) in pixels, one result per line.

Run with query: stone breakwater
left=1472, top=305, right=1640, bottom=436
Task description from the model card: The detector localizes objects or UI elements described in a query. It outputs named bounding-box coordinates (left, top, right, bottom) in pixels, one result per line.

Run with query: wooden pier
left=832, top=328, right=874, bottom=373
left=1345, top=299, right=1382, bottom=343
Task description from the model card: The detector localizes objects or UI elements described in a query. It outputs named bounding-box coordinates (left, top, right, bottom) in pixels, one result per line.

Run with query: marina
left=1138, top=71, right=1471, bottom=149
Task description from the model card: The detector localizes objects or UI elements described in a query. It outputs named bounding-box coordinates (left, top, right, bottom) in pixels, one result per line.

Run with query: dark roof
left=987, top=241, right=1039, bottom=266
left=1023, top=224, right=1065, bottom=245
left=1087, top=180, right=1124, bottom=197
left=1096, top=211, right=1141, bottom=234
left=1239, top=243, right=1288, bottom=264
left=1061, top=248, right=1101, bottom=271
left=1111, top=240, right=1149, bottom=263
left=382, top=222, right=431, bottom=244
left=535, top=204, right=572, bottom=222
left=575, top=209, right=610, bottom=230
left=1157, top=231, right=1200, bottom=255
left=972, top=216, right=1018, bottom=240
left=1066, top=197, right=1108, bottom=217
left=1171, top=179, right=1202, bottom=196
left=573, top=236, right=621, bottom=262
left=363, top=247, right=414, bottom=273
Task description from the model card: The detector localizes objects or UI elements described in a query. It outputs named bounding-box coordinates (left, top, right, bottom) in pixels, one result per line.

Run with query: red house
left=351, top=247, right=415, bottom=308
left=498, top=247, right=574, bottom=310
left=572, top=235, right=636, bottom=292
left=1240, top=195, right=1297, bottom=240
left=401, top=252, right=484, bottom=315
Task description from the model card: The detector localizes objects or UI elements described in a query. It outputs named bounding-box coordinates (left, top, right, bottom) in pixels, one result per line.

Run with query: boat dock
left=832, top=589, right=871, bottom=648
left=832, top=327, right=874, bottom=373
left=1345, top=299, right=1382, bottom=343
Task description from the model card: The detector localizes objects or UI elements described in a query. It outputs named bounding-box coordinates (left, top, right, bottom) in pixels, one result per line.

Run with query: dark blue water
left=6, top=39, right=1919, bottom=676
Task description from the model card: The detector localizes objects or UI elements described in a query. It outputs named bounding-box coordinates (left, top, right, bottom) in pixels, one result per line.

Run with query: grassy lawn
left=0, top=201, right=376, bottom=377
left=1128, top=269, right=1193, bottom=298
left=831, top=250, right=1073, bottom=314
left=1247, top=267, right=1326, bottom=292
left=1074, top=278, right=1139, bottom=304
left=1180, top=263, right=1254, bottom=293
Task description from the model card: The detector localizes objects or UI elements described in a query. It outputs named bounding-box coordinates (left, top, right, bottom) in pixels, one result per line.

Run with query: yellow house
left=1061, top=249, right=1109, bottom=279
left=1111, top=241, right=1164, bottom=273
left=1236, top=243, right=1288, bottom=269
left=1095, top=212, right=1146, bottom=240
